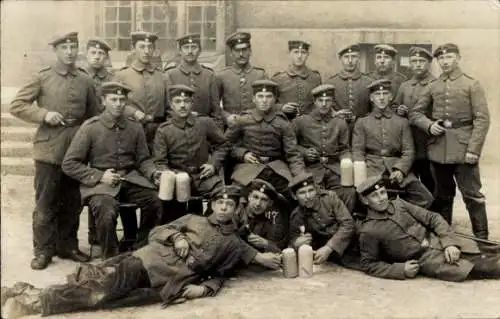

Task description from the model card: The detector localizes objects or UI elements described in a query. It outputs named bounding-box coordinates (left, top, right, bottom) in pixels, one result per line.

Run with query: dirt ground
left=1, top=163, right=500, bottom=319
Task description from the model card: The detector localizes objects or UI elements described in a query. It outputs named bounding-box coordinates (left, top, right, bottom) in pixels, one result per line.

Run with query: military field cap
left=87, top=38, right=112, bottom=52
left=356, top=175, right=385, bottom=196
left=177, top=33, right=201, bottom=46
left=100, top=82, right=131, bottom=96
left=211, top=185, right=242, bottom=202
left=226, top=32, right=251, bottom=48
left=249, top=179, right=279, bottom=200
left=409, top=46, right=432, bottom=61
left=433, top=43, right=460, bottom=58
left=49, top=32, right=78, bottom=47
left=367, top=79, right=392, bottom=93
left=168, top=84, right=195, bottom=98
left=288, top=40, right=311, bottom=51
left=252, top=79, right=279, bottom=97
left=131, top=31, right=158, bottom=45
left=374, top=44, right=398, bottom=57
left=338, top=44, right=360, bottom=57
left=311, top=84, right=335, bottom=99
left=289, top=172, right=315, bottom=193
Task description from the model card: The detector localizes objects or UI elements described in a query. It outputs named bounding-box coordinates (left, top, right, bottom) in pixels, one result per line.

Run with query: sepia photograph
left=1, top=0, right=499, bottom=318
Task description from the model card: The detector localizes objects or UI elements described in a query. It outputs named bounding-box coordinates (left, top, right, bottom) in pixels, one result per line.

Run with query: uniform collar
left=169, top=113, right=196, bottom=129
left=372, top=69, right=394, bottom=78
left=99, top=111, right=126, bottom=129
left=179, top=61, right=203, bottom=75
left=338, top=69, right=362, bottom=80
left=251, top=108, right=277, bottom=123
left=85, top=65, right=109, bottom=79
left=310, top=109, right=333, bottom=122
left=53, top=62, right=78, bottom=76
left=286, top=66, right=309, bottom=79
left=230, top=63, right=254, bottom=75
left=366, top=202, right=395, bottom=220
left=410, top=72, right=433, bottom=86
left=440, top=67, right=463, bottom=81
left=372, top=107, right=394, bottom=119
left=131, top=59, right=156, bottom=73
left=208, top=214, right=237, bottom=235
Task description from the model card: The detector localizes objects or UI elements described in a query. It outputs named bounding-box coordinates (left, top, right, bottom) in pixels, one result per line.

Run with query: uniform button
left=445, top=99, right=449, bottom=103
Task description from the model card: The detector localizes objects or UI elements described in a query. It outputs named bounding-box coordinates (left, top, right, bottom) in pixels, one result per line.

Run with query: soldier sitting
left=62, top=82, right=163, bottom=259
left=293, top=84, right=356, bottom=211
left=224, top=79, right=306, bottom=197
left=237, top=179, right=289, bottom=253
left=358, top=175, right=500, bottom=282
left=1, top=186, right=282, bottom=318
left=352, top=79, right=433, bottom=208
left=152, top=84, right=228, bottom=223
left=288, top=173, right=359, bottom=268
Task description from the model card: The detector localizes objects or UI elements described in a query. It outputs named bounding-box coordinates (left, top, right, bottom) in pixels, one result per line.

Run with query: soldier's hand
left=305, top=148, right=320, bottom=162
left=444, top=245, right=461, bottom=264
left=101, top=169, right=122, bottom=186
left=464, top=152, right=479, bottom=165
left=403, top=260, right=420, bottom=278
left=133, top=110, right=146, bottom=122
left=429, top=121, right=446, bottom=136
left=282, top=103, right=298, bottom=114
left=152, top=171, right=162, bottom=186
left=247, top=233, right=269, bottom=249
left=199, top=164, right=215, bottom=180
left=181, top=284, right=207, bottom=299
left=254, top=252, right=282, bottom=270
left=44, top=111, right=65, bottom=126
left=226, top=114, right=239, bottom=127
left=335, top=109, right=352, bottom=119
left=174, top=238, right=190, bottom=258
left=389, top=170, right=404, bottom=184
left=243, top=152, right=260, bottom=164
left=314, top=245, right=333, bottom=264
left=396, top=104, right=409, bottom=117
left=294, top=233, right=313, bottom=249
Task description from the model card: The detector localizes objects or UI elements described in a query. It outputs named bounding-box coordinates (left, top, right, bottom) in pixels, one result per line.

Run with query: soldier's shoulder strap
left=462, top=73, right=475, bottom=80
left=271, top=71, right=285, bottom=79
left=163, top=62, right=177, bottom=72
left=310, top=69, right=321, bottom=77
left=38, top=66, right=52, bottom=73
left=200, top=63, right=214, bottom=72
left=253, top=66, right=266, bottom=73
left=77, top=67, right=90, bottom=75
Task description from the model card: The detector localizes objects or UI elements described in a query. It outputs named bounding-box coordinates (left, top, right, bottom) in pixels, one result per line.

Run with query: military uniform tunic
left=325, top=70, right=372, bottom=118
left=367, top=70, right=407, bottom=98
left=271, top=66, right=322, bottom=116
left=83, top=65, right=114, bottom=88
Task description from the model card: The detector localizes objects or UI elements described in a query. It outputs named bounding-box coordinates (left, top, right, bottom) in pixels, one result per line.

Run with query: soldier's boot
left=2, top=285, right=42, bottom=319
left=463, top=196, right=489, bottom=240
left=30, top=254, right=52, bottom=270
left=431, top=196, right=454, bottom=224
left=88, top=211, right=99, bottom=245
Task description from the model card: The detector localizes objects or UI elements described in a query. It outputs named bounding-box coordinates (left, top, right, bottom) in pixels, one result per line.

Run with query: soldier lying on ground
left=358, top=175, right=500, bottom=282
left=1, top=186, right=282, bottom=318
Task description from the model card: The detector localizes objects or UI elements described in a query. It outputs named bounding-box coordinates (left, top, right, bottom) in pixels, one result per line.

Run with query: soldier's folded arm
left=9, top=73, right=48, bottom=123
left=152, top=128, right=170, bottom=172
left=135, top=126, right=158, bottom=180
left=391, top=120, right=414, bottom=175
left=467, top=80, right=490, bottom=156
left=291, top=118, right=309, bottom=157
left=338, top=120, right=352, bottom=160
left=148, top=215, right=191, bottom=245
left=408, top=86, right=435, bottom=133
left=61, top=121, right=104, bottom=186
left=204, top=117, right=229, bottom=170
left=359, top=232, right=407, bottom=280
left=325, top=191, right=356, bottom=256
left=281, top=121, right=306, bottom=175
left=351, top=119, right=367, bottom=161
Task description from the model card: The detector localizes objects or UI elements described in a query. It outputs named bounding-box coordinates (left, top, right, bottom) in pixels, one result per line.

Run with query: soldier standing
left=10, top=32, right=99, bottom=269
left=164, top=33, right=221, bottom=125
left=271, top=40, right=321, bottom=120
left=409, top=43, right=490, bottom=239
left=113, top=31, right=168, bottom=150
left=394, top=47, right=436, bottom=196
left=367, top=44, right=407, bottom=98
left=325, top=44, right=372, bottom=122
left=82, top=38, right=114, bottom=87
left=216, top=32, right=267, bottom=128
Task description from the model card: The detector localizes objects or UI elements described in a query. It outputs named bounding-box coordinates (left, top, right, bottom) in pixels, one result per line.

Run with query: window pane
left=106, top=38, right=118, bottom=50
left=204, top=6, right=216, bottom=21
left=118, top=38, right=131, bottom=51
left=105, top=23, right=117, bottom=37
left=153, top=23, right=166, bottom=37
left=142, top=23, right=152, bottom=32
left=105, top=7, right=117, bottom=21
left=188, top=22, right=201, bottom=34
left=154, top=5, right=166, bottom=20
left=168, top=22, right=177, bottom=38
left=168, top=6, right=177, bottom=22
left=205, top=22, right=216, bottom=38
left=119, top=0, right=131, bottom=5
left=143, top=6, right=152, bottom=21
left=118, top=7, right=132, bottom=21
left=188, top=6, right=202, bottom=21
left=203, top=39, right=216, bottom=51
left=118, top=23, right=131, bottom=37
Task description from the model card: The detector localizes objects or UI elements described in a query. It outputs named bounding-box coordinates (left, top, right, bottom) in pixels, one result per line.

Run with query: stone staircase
left=1, top=88, right=36, bottom=176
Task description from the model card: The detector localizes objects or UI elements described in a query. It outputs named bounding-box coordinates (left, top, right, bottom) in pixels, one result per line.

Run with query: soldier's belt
left=436, top=119, right=473, bottom=129
left=366, top=149, right=402, bottom=157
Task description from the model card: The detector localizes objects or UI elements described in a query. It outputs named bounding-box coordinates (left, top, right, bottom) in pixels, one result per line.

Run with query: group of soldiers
left=3, top=29, right=499, bottom=318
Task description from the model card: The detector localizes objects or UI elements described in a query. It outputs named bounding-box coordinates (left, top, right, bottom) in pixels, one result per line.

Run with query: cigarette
left=60, top=120, right=66, bottom=126
left=119, top=177, right=126, bottom=181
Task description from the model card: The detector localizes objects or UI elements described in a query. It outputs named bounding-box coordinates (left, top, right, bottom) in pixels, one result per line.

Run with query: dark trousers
left=40, top=254, right=155, bottom=316
left=322, top=169, right=357, bottom=212
left=431, top=162, right=489, bottom=239
left=33, top=161, right=82, bottom=257
left=87, top=183, right=162, bottom=259
left=401, top=179, right=434, bottom=209
left=412, top=158, right=436, bottom=196
left=257, top=167, right=291, bottom=198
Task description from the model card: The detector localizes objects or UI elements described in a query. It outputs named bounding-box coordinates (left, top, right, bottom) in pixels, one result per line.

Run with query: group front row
left=2, top=81, right=500, bottom=318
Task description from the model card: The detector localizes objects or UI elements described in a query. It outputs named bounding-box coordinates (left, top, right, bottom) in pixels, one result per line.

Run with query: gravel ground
left=1, top=164, right=500, bottom=319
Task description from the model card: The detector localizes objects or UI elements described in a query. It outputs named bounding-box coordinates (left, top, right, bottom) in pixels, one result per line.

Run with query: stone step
left=1, top=126, right=35, bottom=142
left=1, top=141, right=32, bottom=157
left=1, top=157, right=34, bottom=176
left=1, top=113, right=37, bottom=127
